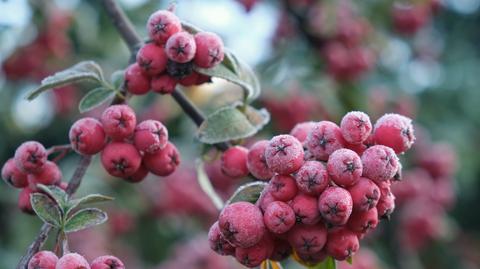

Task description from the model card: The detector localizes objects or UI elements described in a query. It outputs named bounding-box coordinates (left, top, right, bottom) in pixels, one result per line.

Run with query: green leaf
left=110, top=70, right=124, bottom=89
left=67, top=194, right=114, bottom=215
left=181, top=21, right=203, bottom=34
left=30, top=193, right=62, bottom=227
left=196, top=104, right=270, bottom=144
left=36, top=184, right=69, bottom=212
left=78, top=87, right=115, bottom=113
left=221, top=50, right=239, bottom=74
left=64, top=208, right=108, bottom=233
left=314, top=256, right=336, bottom=269
left=195, top=159, right=224, bottom=211
left=226, top=181, right=268, bottom=205
left=26, top=61, right=105, bottom=100
left=346, top=256, right=353, bottom=265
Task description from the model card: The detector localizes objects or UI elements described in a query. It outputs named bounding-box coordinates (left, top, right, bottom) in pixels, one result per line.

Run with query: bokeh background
left=1, top=0, right=480, bottom=268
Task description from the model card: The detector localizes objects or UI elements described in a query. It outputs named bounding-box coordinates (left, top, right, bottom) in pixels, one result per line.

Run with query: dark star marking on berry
left=343, top=161, right=358, bottom=174
left=152, top=20, right=169, bottom=34
left=300, top=236, right=318, bottom=252
left=305, top=171, right=320, bottom=189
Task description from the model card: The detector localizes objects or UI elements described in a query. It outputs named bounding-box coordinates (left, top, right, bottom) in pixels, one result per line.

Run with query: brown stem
left=47, top=144, right=72, bottom=163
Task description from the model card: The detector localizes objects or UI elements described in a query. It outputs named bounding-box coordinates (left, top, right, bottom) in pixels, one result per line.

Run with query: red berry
left=101, top=105, right=137, bottom=141
left=208, top=221, right=236, bottom=256
left=101, top=142, right=142, bottom=177
left=256, top=188, right=276, bottom=213
left=1, top=158, right=28, bottom=188
left=151, top=74, right=177, bottom=94
left=325, top=228, right=359, bottom=260
left=218, top=201, right=265, bottom=248
left=123, top=163, right=149, bottom=183
left=221, top=146, right=249, bottom=178
left=91, top=255, right=125, bottom=269
left=28, top=250, right=58, bottom=269
left=56, top=253, right=90, bottom=269
left=290, top=121, right=315, bottom=143
left=270, top=239, right=292, bottom=261
left=235, top=233, right=274, bottom=268
left=177, top=72, right=199, bottom=86
left=296, top=250, right=328, bottom=266
left=347, top=207, right=379, bottom=234
left=295, top=161, right=329, bottom=195
left=165, top=32, right=196, bottom=63
left=69, top=117, right=106, bottom=155
left=143, top=142, right=180, bottom=176
left=194, top=32, right=224, bottom=68
left=376, top=188, right=396, bottom=220
left=348, top=177, right=380, bottom=212
left=327, top=149, right=362, bottom=187
left=287, top=224, right=327, bottom=255
left=306, top=121, right=345, bottom=161
left=124, top=63, right=150, bottom=95
left=247, top=140, right=273, bottom=180
left=18, top=187, right=34, bottom=214
left=374, top=113, right=415, bottom=154
left=263, top=201, right=295, bottom=234
left=28, top=161, right=62, bottom=189
left=269, top=175, right=297, bottom=201
left=340, top=111, right=372, bottom=144
left=361, top=145, right=399, bottom=182
left=147, top=10, right=182, bottom=45
left=133, top=120, right=168, bottom=154
left=14, top=141, right=47, bottom=173
left=318, top=186, right=353, bottom=226
left=265, top=135, right=304, bottom=175
left=290, top=193, right=320, bottom=225
left=392, top=3, right=428, bottom=35
left=136, top=43, right=168, bottom=76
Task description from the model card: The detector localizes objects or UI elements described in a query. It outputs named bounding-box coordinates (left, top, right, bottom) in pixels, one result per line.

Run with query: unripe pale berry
left=306, top=121, right=345, bottom=161
left=143, top=142, right=180, bottom=176
left=221, top=146, right=249, bottom=178
left=124, top=63, right=150, bottom=95
left=136, top=43, right=168, bottom=76
left=287, top=224, right=327, bottom=255
left=348, top=177, right=380, bottom=212
left=151, top=74, right=177, bottom=94
left=263, top=201, right=295, bottom=234
left=374, top=113, right=415, bottom=154
left=28, top=250, right=58, bottom=269
left=269, top=175, right=297, bottom=201
left=318, top=186, right=353, bottom=226
left=361, top=145, right=399, bottom=182
left=265, top=135, right=304, bottom=175
left=14, top=141, right=47, bottom=173
left=90, top=255, right=125, bottom=269
left=270, top=239, right=292, bottom=261
left=147, top=10, right=182, bottom=45
left=133, top=120, right=168, bottom=154
left=235, top=233, right=274, bottom=268
left=208, top=221, right=236, bottom=256
left=218, top=201, right=265, bottom=248
left=100, top=105, right=137, bottom=141
left=194, top=32, right=224, bottom=68
left=347, top=207, right=379, bottom=234
left=18, top=187, right=34, bottom=214
left=1, top=158, right=28, bottom=188
left=295, top=161, right=329, bottom=195
left=340, top=111, right=372, bottom=144
left=165, top=32, right=196, bottom=63
left=123, top=163, right=149, bottom=183
left=325, top=228, right=359, bottom=260
left=55, top=253, right=90, bottom=269
left=290, top=121, right=316, bottom=143
left=290, top=193, right=320, bottom=225
left=101, top=142, right=142, bottom=177
left=28, top=161, right=62, bottom=189
left=69, top=117, right=106, bottom=155
left=327, top=149, right=362, bottom=187
left=246, top=140, right=273, bottom=180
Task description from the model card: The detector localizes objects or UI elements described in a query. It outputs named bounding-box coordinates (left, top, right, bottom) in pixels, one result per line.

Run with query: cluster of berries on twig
left=28, top=251, right=124, bottom=269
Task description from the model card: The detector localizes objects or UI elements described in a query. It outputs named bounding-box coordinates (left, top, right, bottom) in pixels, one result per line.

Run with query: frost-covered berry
left=306, top=121, right=345, bottom=161
left=374, top=113, right=415, bottom=154
left=327, top=149, right=362, bottom=187
left=287, top=224, right=327, bottom=255
left=290, top=193, right=320, bottom=225
left=28, top=161, right=62, bottom=189
left=265, top=135, right=304, bottom=175
left=318, top=186, right=353, bottom=226
left=269, top=175, right=297, bottom=201
left=340, top=111, right=372, bottom=144
left=101, top=105, right=137, bottom=141
left=376, top=189, right=396, bottom=220
left=256, top=188, right=276, bottom=213
left=69, top=117, right=106, bottom=155
left=218, top=201, right=265, bottom=248
left=295, top=161, right=329, bottom=195
left=123, top=163, right=149, bottom=183
left=290, top=121, right=316, bottom=143
left=193, top=32, right=224, bottom=68
left=56, top=253, right=90, bottom=269
left=28, top=250, right=58, bottom=269
left=263, top=201, right=295, bottom=234
left=208, top=221, right=235, bottom=256
left=125, top=63, right=150, bottom=95
left=90, top=255, right=125, bottom=269
left=361, top=145, right=399, bottom=182
left=235, top=234, right=274, bottom=268
left=18, top=187, right=34, bottom=214
left=165, top=32, right=196, bottom=63
left=14, top=141, right=47, bottom=173
left=348, top=177, right=380, bottom=212
left=147, top=10, right=182, bottom=45
left=101, top=142, right=142, bottom=177
left=325, top=228, right=359, bottom=260
left=143, top=142, right=180, bottom=176
left=1, top=159, right=28, bottom=188
left=136, top=43, right=168, bottom=76
left=347, top=207, right=379, bottom=234
left=151, top=74, right=177, bottom=94
left=247, top=140, right=273, bottom=180
left=133, top=120, right=168, bottom=154
left=221, top=146, right=249, bottom=178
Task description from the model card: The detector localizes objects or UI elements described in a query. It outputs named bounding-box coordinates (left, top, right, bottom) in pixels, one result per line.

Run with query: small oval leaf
left=78, top=87, right=115, bottom=113
left=30, top=193, right=62, bottom=227
left=195, top=159, right=224, bottom=211
left=36, top=184, right=68, bottom=212
left=226, top=181, right=267, bottom=205
left=64, top=208, right=108, bottom=233
left=67, top=194, right=114, bottom=215
left=110, top=70, right=125, bottom=89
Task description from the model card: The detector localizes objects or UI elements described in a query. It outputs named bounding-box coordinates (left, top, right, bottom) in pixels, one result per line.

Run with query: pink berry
left=290, top=121, right=316, bottom=143
left=193, top=32, right=224, bottom=68
left=218, top=201, right=265, bottom=248
left=392, top=3, right=428, bottom=35
left=287, top=224, right=327, bottom=255
left=123, top=163, right=149, bottom=183
left=208, top=221, right=236, bottom=256
left=295, top=161, right=329, bottom=195
left=177, top=72, right=199, bottom=86
left=55, top=253, right=90, bottom=269
left=376, top=188, right=396, bottom=220
left=235, top=233, right=274, bottom=268
left=1, top=158, right=28, bottom=188
left=136, top=43, right=168, bottom=76
left=255, top=188, right=276, bottom=213
left=374, top=113, right=415, bottom=154
left=290, top=193, right=320, bottom=225
left=361, top=145, right=399, bottom=182
left=18, top=187, right=34, bottom=214
left=69, top=117, right=106, bottom=155
left=147, top=10, right=182, bottom=45
left=28, top=161, right=62, bottom=189
left=101, top=142, right=142, bottom=177
left=14, top=141, right=47, bottom=173
left=327, top=149, right=362, bottom=187
left=263, top=201, right=295, bottom=234
left=347, top=207, right=379, bottom=234
left=90, top=255, right=125, bottom=269
left=318, top=186, right=353, bottom=226
left=296, top=250, right=328, bottom=265
left=151, top=74, right=177, bottom=94
left=265, top=135, right=304, bottom=175
left=270, top=239, right=292, bottom=261
left=246, top=140, right=273, bottom=180
left=340, top=111, right=372, bottom=144
left=143, top=142, right=180, bottom=176
left=28, top=250, right=58, bottom=269
left=269, top=175, right=297, bottom=201
left=345, top=142, right=368, bottom=156
left=133, top=120, right=168, bottom=154
left=306, top=121, right=345, bottom=161
left=165, top=32, right=196, bottom=63
left=348, top=177, right=380, bottom=212
left=325, top=228, right=359, bottom=260
left=124, top=63, right=150, bottom=95
left=221, top=146, right=249, bottom=178
left=100, top=105, right=137, bottom=141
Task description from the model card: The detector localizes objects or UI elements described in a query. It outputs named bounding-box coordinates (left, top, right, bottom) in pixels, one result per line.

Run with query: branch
left=282, top=0, right=325, bottom=48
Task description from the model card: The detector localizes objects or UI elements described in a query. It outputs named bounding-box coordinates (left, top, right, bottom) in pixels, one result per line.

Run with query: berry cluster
left=125, top=8, right=224, bottom=95
left=70, top=104, right=180, bottom=182
left=28, top=251, right=124, bottom=269
left=209, top=112, right=415, bottom=267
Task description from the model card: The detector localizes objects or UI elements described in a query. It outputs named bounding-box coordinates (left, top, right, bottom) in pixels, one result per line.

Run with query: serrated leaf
left=26, top=61, right=104, bottom=100
left=30, top=193, right=62, bottom=227
left=226, top=181, right=267, bottom=205
left=195, top=159, right=224, bottom=211
left=67, top=194, right=114, bottom=215
left=197, top=104, right=269, bottom=144
left=110, top=70, right=124, bottom=89
left=64, top=208, right=108, bottom=233
left=36, top=184, right=68, bottom=212
left=78, top=87, right=115, bottom=113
